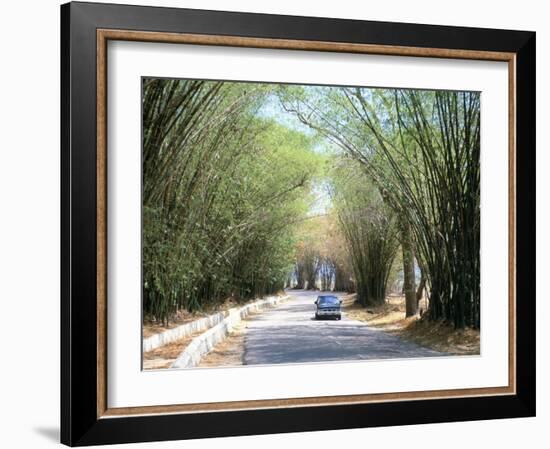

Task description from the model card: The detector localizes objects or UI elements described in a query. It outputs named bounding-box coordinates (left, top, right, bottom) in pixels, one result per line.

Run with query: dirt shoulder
left=344, top=294, right=480, bottom=356
left=144, top=321, right=251, bottom=371
left=198, top=321, right=248, bottom=368
left=144, top=317, right=252, bottom=370
left=143, top=298, right=278, bottom=370
left=143, top=309, right=226, bottom=339
left=143, top=292, right=286, bottom=339
left=142, top=330, right=203, bottom=370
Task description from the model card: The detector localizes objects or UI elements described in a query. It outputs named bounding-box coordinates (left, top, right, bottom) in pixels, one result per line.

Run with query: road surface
left=243, top=290, right=443, bottom=365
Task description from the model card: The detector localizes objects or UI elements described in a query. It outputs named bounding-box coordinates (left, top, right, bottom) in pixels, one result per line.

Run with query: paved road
left=243, top=290, right=443, bottom=365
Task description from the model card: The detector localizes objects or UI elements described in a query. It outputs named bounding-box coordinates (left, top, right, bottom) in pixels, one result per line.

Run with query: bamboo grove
left=143, top=78, right=481, bottom=330
left=142, top=79, right=320, bottom=323
left=280, top=86, right=480, bottom=329
left=331, top=163, right=400, bottom=307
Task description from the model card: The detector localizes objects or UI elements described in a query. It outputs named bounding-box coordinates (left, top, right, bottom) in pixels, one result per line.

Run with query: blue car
left=314, top=295, right=342, bottom=320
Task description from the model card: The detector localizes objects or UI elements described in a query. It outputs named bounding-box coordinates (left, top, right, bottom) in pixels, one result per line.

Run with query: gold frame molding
left=96, top=29, right=516, bottom=419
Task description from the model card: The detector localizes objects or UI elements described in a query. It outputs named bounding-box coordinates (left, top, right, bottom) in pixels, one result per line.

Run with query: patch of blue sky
left=256, top=92, right=313, bottom=135
left=256, top=92, right=342, bottom=156
left=307, top=179, right=333, bottom=216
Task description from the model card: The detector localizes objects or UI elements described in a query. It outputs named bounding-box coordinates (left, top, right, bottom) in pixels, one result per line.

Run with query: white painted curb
left=171, top=295, right=289, bottom=369
left=143, top=311, right=226, bottom=353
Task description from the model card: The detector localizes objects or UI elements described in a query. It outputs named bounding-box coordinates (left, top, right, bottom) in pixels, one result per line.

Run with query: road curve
left=243, top=290, right=443, bottom=365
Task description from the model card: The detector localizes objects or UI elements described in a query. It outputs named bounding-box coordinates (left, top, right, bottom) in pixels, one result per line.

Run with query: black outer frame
left=60, top=1, right=535, bottom=446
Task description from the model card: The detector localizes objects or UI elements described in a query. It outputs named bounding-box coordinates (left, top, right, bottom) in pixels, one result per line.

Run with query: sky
left=255, top=90, right=334, bottom=216
left=255, top=92, right=314, bottom=136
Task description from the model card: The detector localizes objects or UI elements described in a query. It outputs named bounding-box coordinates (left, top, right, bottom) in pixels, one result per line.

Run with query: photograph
left=55, top=1, right=536, bottom=445
left=141, top=78, right=481, bottom=371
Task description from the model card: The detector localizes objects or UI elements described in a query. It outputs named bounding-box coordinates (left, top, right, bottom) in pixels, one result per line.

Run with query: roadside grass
left=344, top=294, right=480, bottom=356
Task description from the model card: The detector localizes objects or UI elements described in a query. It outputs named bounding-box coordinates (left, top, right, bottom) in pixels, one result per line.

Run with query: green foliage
left=280, top=85, right=481, bottom=329
left=330, top=160, right=399, bottom=306
left=143, top=79, right=481, bottom=330
left=142, top=79, right=321, bottom=323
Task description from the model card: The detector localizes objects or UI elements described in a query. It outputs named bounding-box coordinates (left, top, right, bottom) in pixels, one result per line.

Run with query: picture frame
left=60, top=1, right=535, bottom=446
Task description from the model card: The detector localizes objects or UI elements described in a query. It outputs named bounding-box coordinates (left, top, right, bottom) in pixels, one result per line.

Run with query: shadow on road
left=243, top=290, right=443, bottom=365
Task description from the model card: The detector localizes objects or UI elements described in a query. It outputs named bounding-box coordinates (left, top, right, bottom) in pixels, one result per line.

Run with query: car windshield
left=317, top=296, right=339, bottom=305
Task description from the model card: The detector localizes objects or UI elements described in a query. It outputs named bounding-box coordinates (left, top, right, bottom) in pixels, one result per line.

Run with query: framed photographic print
left=60, top=1, right=536, bottom=446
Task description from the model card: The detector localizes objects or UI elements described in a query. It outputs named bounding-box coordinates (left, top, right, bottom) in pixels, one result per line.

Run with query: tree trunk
left=334, top=265, right=348, bottom=292
left=294, top=263, right=305, bottom=289
left=416, top=271, right=426, bottom=308
left=400, top=220, right=417, bottom=317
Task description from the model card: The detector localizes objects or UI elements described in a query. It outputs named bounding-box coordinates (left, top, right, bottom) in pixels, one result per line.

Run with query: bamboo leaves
left=143, top=79, right=321, bottom=322
left=280, top=85, right=481, bottom=329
